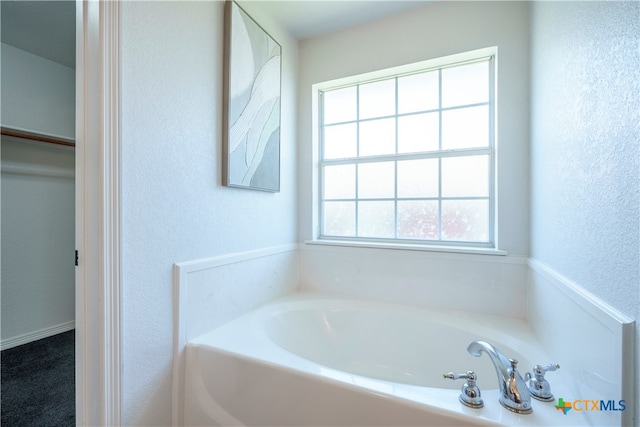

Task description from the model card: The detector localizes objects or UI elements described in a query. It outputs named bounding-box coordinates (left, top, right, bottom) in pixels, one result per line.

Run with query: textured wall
left=121, top=1, right=298, bottom=424
left=530, top=1, right=639, bottom=422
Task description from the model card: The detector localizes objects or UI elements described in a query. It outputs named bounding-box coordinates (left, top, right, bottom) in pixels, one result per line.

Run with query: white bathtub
left=184, top=292, right=585, bottom=426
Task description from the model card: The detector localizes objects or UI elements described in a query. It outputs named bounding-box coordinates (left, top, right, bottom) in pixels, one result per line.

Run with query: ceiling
left=1, top=1, right=76, bottom=69
left=255, top=1, right=433, bottom=40
left=1, top=0, right=433, bottom=69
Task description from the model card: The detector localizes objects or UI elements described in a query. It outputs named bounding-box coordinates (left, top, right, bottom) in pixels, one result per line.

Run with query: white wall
left=530, top=1, right=639, bottom=423
left=1, top=137, right=75, bottom=348
left=0, top=42, right=76, bottom=348
left=1, top=43, right=75, bottom=139
left=120, top=1, right=298, bottom=424
left=298, top=0, right=530, bottom=256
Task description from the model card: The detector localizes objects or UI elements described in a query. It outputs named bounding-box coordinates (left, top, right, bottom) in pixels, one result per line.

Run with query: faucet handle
left=443, top=370, right=484, bottom=408
left=526, top=363, right=560, bottom=401
left=537, top=363, right=560, bottom=375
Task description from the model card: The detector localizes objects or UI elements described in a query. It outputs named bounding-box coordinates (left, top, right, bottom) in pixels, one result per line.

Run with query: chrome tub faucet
left=467, top=340, right=532, bottom=414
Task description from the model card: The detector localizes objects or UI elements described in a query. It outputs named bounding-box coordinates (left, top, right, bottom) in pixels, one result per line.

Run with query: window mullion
left=355, top=84, right=360, bottom=237
left=394, top=77, right=399, bottom=239
left=320, top=147, right=492, bottom=167
left=319, top=92, right=325, bottom=237
left=437, top=68, right=443, bottom=241
left=488, top=56, right=496, bottom=246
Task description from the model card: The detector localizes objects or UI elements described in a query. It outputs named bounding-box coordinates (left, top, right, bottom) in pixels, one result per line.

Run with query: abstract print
left=225, top=1, right=281, bottom=191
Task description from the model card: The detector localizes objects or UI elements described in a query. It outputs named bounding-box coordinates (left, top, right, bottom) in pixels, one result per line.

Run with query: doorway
left=1, top=1, right=76, bottom=424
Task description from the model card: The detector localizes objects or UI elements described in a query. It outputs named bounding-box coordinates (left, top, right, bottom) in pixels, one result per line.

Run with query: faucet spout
left=467, top=340, right=532, bottom=414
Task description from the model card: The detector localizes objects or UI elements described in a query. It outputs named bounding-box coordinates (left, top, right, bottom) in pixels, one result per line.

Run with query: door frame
left=75, top=1, right=122, bottom=425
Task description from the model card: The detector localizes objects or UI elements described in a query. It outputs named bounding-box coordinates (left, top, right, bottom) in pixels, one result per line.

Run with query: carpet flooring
left=1, top=330, right=75, bottom=426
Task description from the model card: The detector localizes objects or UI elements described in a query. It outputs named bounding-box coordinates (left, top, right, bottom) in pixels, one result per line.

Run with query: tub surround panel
left=300, top=244, right=527, bottom=319
left=174, top=244, right=298, bottom=341
left=527, top=259, right=634, bottom=427
left=172, top=244, right=298, bottom=426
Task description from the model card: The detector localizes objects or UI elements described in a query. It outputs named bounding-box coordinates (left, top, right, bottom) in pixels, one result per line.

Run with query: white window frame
left=311, top=47, right=501, bottom=253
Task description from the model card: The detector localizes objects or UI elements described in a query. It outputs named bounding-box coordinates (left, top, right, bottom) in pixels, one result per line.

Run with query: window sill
left=304, top=239, right=508, bottom=256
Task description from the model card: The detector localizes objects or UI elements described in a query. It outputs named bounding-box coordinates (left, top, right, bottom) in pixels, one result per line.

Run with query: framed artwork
left=222, top=0, right=281, bottom=192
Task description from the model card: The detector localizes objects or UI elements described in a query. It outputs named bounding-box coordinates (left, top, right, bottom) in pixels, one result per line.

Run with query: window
left=318, top=53, right=495, bottom=247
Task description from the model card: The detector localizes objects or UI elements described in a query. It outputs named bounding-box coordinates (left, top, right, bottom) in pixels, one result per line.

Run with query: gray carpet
left=1, top=330, right=75, bottom=426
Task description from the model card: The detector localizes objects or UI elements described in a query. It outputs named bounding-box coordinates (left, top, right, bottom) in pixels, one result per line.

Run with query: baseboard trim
left=1, top=321, right=75, bottom=351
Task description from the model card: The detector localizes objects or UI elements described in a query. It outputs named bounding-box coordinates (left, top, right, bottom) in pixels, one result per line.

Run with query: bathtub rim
left=187, top=291, right=550, bottom=394
left=184, top=291, right=589, bottom=427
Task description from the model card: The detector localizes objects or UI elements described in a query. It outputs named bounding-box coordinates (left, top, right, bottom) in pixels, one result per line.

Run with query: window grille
left=319, top=55, right=495, bottom=247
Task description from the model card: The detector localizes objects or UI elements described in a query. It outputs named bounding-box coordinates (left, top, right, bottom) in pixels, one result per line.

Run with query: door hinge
left=75, top=250, right=79, bottom=266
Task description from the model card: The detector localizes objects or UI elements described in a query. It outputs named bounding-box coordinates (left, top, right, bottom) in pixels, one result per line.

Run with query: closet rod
left=1, top=127, right=75, bottom=147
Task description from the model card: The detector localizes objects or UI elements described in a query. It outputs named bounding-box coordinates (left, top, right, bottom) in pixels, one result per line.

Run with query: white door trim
left=76, top=1, right=122, bottom=425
